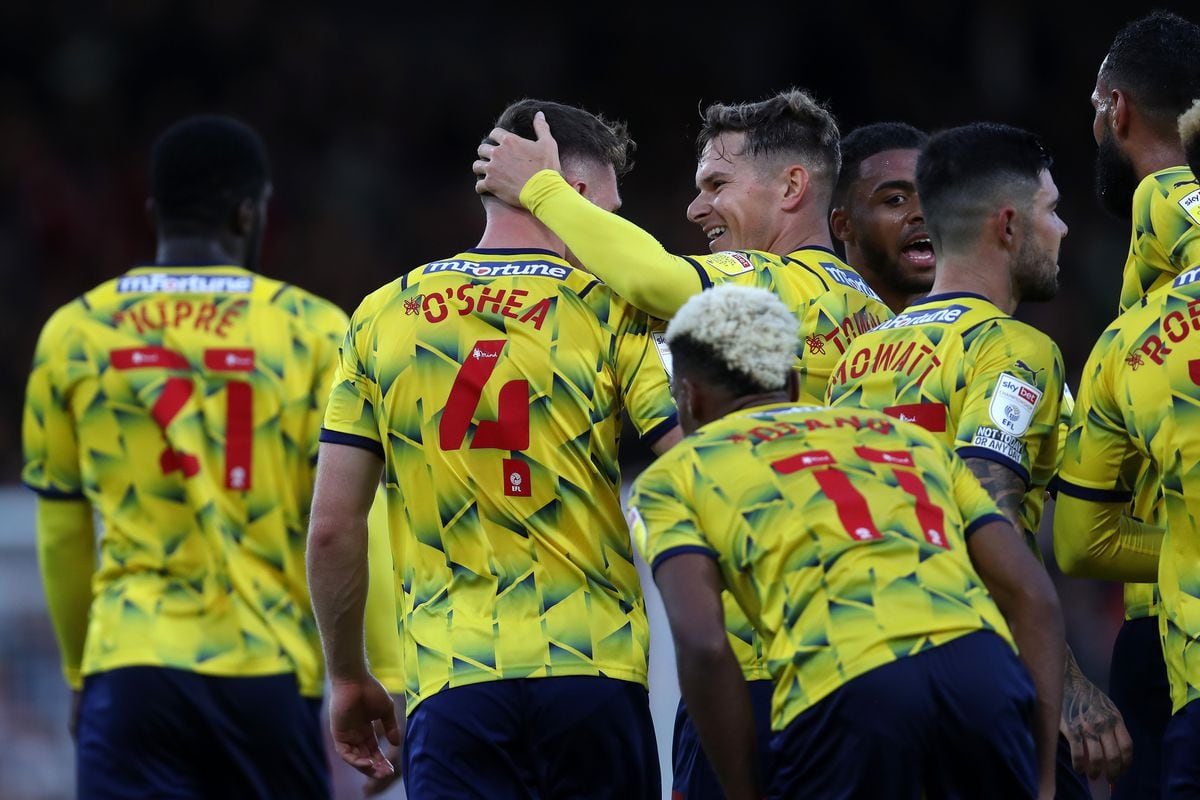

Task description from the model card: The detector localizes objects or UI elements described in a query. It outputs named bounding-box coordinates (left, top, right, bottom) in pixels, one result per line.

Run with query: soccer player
left=308, top=99, right=679, bottom=799
left=631, top=284, right=1064, bottom=799
left=475, top=91, right=892, bottom=798
left=829, top=122, right=935, bottom=314
left=1088, top=13, right=1200, bottom=796
left=1051, top=265, right=1200, bottom=795
left=826, top=122, right=1131, bottom=793
left=473, top=88, right=893, bottom=404
left=22, top=116, right=347, bottom=798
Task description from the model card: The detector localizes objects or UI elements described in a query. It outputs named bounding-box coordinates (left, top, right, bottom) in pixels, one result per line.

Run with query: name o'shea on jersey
left=409, top=259, right=567, bottom=330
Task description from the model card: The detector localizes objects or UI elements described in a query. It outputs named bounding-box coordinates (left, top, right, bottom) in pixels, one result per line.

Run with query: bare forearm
left=1006, top=589, right=1066, bottom=788
left=308, top=515, right=371, bottom=682
left=965, top=458, right=1026, bottom=533
left=677, top=643, right=761, bottom=800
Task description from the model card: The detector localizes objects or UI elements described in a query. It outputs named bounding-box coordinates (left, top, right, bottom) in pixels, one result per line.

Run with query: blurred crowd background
left=0, top=1, right=1185, bottom=796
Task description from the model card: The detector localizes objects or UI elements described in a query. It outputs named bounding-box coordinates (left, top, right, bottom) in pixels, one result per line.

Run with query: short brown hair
left=493, top=99, right=634, bottom=177
left=697, top=88, right=840, bottom=180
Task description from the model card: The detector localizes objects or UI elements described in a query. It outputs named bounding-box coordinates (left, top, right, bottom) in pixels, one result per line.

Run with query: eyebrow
left=697, top=169, right=734, bottom=188
left=871, top=179, right=917, bottom=194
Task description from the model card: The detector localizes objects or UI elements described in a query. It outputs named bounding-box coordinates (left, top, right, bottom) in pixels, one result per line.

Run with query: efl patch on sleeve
left=652, top=330, right=674, bottom=377
left=971, top=427, right=1026, bottom=464
left=1178, top=188, right=1200, bottom=225
left=988, top=372, right=1042, bottom=436
left=706, top=252, right=756, bottom=276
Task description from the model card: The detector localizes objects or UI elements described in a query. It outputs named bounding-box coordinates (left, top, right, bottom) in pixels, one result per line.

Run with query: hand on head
left=474, top=111, right=563, bottom=205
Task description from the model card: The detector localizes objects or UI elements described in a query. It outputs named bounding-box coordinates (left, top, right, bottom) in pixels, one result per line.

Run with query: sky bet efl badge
left=988, top=372, right=1042, bottom=436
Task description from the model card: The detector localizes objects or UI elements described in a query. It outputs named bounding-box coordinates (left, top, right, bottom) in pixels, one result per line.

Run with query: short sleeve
left=613, top=307, right=678, bottom=446
left=628, top=456, right=716, bottom=572
left=321, top=307, right=385, bottom=457
left=953, top=324, right=1064, bottom=489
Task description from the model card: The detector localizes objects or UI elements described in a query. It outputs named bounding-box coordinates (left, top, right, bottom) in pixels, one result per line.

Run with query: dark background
left=5, top=1, right=1191, bottom=483
left=0, top=4, right=1188, bottom=795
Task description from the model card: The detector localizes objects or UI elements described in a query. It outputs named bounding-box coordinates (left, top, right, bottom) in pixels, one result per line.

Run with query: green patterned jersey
left=322, top=248, right=677, bottom=712
left=825, top=292, right=1064, bottom=543
left=629, top=404, right=1012, bottom=731
left=1117, top=167, right=1200, bottom=618
left=22, top=266, right=348, bottom=696
left=682, top=247, right=892, bottom=404
left=1056, top=265, right=1200, bottom=711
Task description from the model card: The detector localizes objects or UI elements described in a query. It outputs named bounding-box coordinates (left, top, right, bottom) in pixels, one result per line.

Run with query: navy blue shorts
left=671, top=678, right=774, bottom=799
left=767, top=631, right=1037, bottom=800
left=1162, top=697, right=1200, bottom=797
left=402, top=676, right=660, bottom=799
left=76, top=667, right=329, bottom=800
left=1109, top=615, right=1171, bottom=799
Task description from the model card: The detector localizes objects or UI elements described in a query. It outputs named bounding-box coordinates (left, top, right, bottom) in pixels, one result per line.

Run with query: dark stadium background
left=0, top=2, right=1191, bottom=797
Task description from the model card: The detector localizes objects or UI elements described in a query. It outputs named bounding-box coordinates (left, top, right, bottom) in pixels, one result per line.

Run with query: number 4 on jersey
left=439, top=339, right=530, bottom=451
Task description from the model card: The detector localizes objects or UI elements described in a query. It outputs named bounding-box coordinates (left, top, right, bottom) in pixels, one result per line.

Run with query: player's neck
left=155, top=236, right=244, bottom=268
left=928, top=254, right=1017, bottom=315
left=1133, top=138, right=1187, bottom=180
left=477, top=207, right=567, bottom=258
left=773, top=217, right=834, bottom=256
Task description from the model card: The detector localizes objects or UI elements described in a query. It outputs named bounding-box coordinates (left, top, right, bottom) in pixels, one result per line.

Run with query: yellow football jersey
left=825, top=293, right=1064, bottom=544
left=630, top=404, right=1012, bottom=732
left=1056, top=265, right=1200, bottom=712
left=679, top=248, right=893, bottom=403
left=322, top=248, right=677, bottom=713
left=22, top=266, right=347, bottom=696
left=1116, top=167, right=1200, bottom=619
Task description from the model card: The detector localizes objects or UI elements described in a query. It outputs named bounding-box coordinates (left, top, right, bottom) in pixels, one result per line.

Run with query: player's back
left=1119, top=166, right=1200, bottom=311
left=631, top=403, right=1011, bottom=731
left=825, top=292, right=1064, bottom=537
left=22, top=265, right=347, bottom=692
left=690, top=247, right=891, bottom=402
left=1060, top=265, right=1200, bottom=711
left=323, top=248, right=676, bottom=709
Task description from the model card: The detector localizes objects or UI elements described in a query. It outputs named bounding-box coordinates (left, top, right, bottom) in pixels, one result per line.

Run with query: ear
left=1110, top=87, right=1131, bottom=140
left=829, top=205, right=853, bottom=243
left=235, top=197, right=258, bottom=238
left=780, top=164, right=811, bottom=212
left=993, top=206, right=1020, bottom=251
left=786, top=369, right=800, bottom=403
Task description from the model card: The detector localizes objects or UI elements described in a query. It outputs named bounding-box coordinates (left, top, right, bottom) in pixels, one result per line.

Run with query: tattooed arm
left=965, top=457, right=1133, bottom=781
left=964, top=458, right=1026, bottom=535
left=1061, top=647, right=1133, bottom=780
